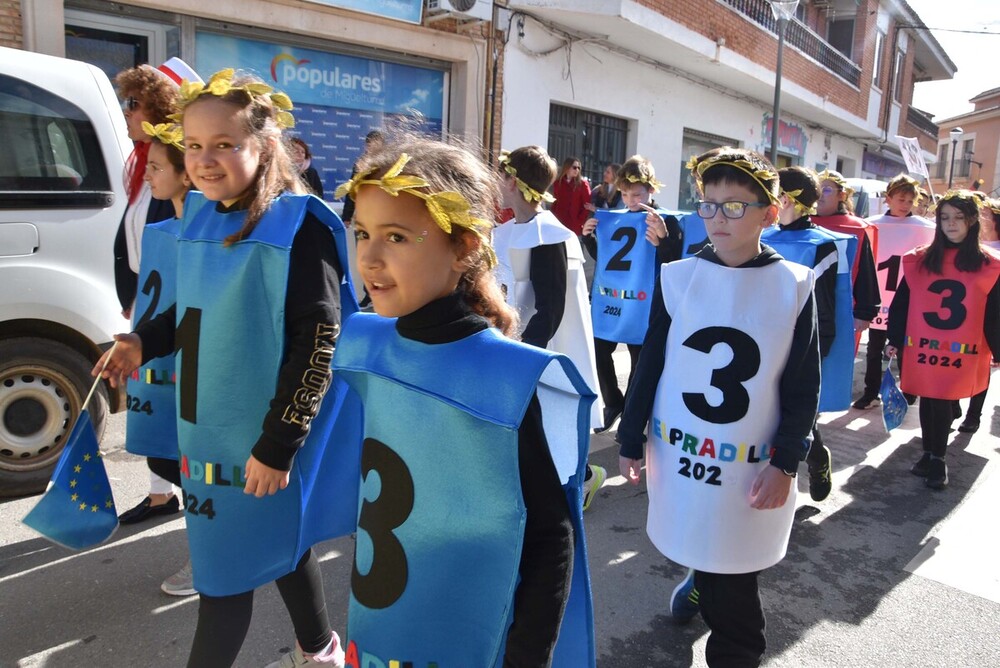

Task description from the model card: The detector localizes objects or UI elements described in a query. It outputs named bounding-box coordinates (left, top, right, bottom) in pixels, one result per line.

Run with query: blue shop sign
left=303, top=0, right=423, bottom=25
left=195, top=32, right=445, bottom=200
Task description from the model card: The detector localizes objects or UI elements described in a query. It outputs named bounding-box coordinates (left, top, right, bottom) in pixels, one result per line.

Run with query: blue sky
left=907, top=0, right=1000, bottom=121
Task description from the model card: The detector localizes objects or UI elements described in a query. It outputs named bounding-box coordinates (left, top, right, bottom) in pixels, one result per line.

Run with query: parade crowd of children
left=82, top=58, right=1000, bottom=668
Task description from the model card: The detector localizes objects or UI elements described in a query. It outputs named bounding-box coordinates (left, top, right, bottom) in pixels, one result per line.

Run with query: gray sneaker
left=160, top=560, right=196, bottom=597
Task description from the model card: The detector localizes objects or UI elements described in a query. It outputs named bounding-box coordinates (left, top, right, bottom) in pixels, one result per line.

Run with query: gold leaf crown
left=497, top=150, right=556, bottom=204
left=940, top=189, right=981, bottom=205
left=335, top=153, right=497, bottom=268
left=171, top=68, right=295, bottom=129
left=781, top=188, right=817, bottom=216
left=623, top=172, right=664, bottom=192
left=816, top=169, right=854, bottom=196
left=142, top=121, right=184, bottom=150
left=695, top=153, right=780, bottom=205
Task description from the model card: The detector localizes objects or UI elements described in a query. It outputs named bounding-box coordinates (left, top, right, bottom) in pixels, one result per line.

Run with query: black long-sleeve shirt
left=394, top=292, right=573, bottom=667
left=135, top=206, right=343, bottom=472
left=617, top=245, right=820, bottom=473
left=779, top=216, right=838, bottom=358
left=114, top=195, right=176, bottom=311
left=852, top=231, right=881, bottom=322
left=521, top=240, right=568, bottom=348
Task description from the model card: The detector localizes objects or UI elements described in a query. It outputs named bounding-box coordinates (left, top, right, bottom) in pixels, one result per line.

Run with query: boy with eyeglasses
left=618, top=148, right=820, bottom=668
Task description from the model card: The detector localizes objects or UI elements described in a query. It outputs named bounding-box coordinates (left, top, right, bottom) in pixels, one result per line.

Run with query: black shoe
left=925, top=458, right=948, bottom=489
left=910, top=452, right=932, bottom=477
left=808, top=445, right=833, bottom=502
left=952, top=401, right=962, bottom=421
left=904, top=393, right=918, bottom=406
left=852, top=393, right=880, bottom=410
left=118, top=495, right=180, bottom=524
left=594, top=404, right=623, bottom=433
left=958, top=419, right=980, bottom=434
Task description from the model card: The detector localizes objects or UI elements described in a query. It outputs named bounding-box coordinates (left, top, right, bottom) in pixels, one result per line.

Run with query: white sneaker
left=160, top=560, right=196, bottom=597
left=264, top=634, right=346, bottom=668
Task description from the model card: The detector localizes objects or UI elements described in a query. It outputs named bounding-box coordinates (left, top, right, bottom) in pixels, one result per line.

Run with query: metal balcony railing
left=721, top=0, right=862, bottom=86
left=906, top=106, right=939, bottom=137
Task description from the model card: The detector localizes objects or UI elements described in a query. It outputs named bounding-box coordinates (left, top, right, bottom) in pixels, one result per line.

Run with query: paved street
left=2, top=342, right=999, bottom=667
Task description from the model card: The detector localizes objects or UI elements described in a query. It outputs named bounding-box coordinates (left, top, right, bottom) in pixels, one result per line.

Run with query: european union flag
left=881, top=367, right=908, bottom=432
left=23, top=410, right=118, bottom=549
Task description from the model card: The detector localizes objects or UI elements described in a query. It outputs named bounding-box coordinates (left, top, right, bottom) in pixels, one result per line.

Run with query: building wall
left=0, top=0, right=22, bottom=48
left=633, top=0, right=876, bottom=120
left=501, top=19, right=864, bottom=209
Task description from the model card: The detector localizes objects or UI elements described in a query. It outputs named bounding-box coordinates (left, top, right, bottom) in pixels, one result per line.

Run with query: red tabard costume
left=901, top=248, right=1000, bottom=399
left=813, top=213, right=878, bottom=285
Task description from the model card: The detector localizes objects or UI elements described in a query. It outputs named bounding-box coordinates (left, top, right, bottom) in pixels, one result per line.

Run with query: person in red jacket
left=551, top=157, right=592, bottom=235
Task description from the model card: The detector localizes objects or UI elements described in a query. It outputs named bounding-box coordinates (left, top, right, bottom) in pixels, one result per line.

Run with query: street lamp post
left=948, top=126, right=963, bottom=189
left=768, top=0, right=799, bottom=165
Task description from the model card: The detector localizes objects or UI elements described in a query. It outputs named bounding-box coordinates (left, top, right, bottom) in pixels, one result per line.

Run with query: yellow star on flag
left=91, top=505, right=98, bottom=512
left=70, top=479, right=77, bottom=488
left=83, top=453, right=91, bottom=462
left=105, top=500, right=113, bottom=508
left=74, top=465, right=81, bottom=473
left=71, top=493, right=78, bottom=501
left=79, top=502, right=87, bottom=510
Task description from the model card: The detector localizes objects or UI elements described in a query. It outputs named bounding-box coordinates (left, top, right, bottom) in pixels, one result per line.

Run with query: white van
left=0, top=47, right=131, bottom=496
left=846, top=178, right=889, bottom=219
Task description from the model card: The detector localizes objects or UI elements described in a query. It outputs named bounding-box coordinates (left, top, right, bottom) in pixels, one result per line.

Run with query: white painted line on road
left=0, top=524, right=185, bottom=586
left=905, top=460, right=1000, bottom=604
left=16, top=638, right=83, bottom=666
left=152, top=597, right=198, bottom=615
left=608, top=550, right=639, bottom=566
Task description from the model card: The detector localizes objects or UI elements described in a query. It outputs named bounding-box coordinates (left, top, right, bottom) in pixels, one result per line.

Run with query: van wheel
left=0, top=338, right=108, bottom=498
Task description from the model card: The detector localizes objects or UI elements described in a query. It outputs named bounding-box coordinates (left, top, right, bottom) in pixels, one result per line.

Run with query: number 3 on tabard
left=682, top=326, right=761, bottom=425
left=923, top=279, right=966, bottom=331
left=175, top=307, right=202, bottom=423
left=353, top=438, right=414, bottom=610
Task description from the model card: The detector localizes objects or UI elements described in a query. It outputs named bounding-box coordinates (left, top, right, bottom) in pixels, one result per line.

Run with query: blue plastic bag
left=880, top=367, right=908, bottom=431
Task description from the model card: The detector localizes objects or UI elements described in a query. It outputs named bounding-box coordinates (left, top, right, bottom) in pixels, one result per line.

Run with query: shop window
left=548, top=104, right=628, bottom=187
left=0, top=74, right=109, bottom=195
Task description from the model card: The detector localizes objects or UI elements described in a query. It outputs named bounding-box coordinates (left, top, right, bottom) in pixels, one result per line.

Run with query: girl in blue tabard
left=94, top=69, right=359, bottom=668
left=332, top=136, right=596, bottom=667
left=887, top=190, right=1000, bottom=489
left=581, top=155, right=682, bottom=432
left=126, top=122, right=196, bottom=595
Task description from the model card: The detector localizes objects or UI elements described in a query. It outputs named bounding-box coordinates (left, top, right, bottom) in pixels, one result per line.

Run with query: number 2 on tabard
left=682, top=326, right=761, bottom=424
left=136, top=270, right=162, bottom=326
left=607, top=226, right=637, bottom=272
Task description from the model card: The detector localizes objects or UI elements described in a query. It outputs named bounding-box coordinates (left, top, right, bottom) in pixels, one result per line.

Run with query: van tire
left=0, top=338, right=109, bottom=498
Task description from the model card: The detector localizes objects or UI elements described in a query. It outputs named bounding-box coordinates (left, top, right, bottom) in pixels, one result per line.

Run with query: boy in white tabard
left=493, top=145, right=608, bottom=509
left=618, top=148, right=820, bottom=667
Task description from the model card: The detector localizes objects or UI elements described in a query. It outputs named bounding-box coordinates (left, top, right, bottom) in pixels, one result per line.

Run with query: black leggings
left=148, top=457, right=181, bottom=487
left=187, top=549, right=332, bottom=668
left=965, top=374, right=991, bottom=424
left=695, top=570, right=766, bottom=668
left=919, top=397, right=955, bottom=458
left=594, top=338, right=641, bottom=411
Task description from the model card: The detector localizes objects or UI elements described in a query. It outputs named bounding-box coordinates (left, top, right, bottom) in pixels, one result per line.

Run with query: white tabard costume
left=646, top=256, right=814, bottom=573
left=493, top=210, right=604, bottom=429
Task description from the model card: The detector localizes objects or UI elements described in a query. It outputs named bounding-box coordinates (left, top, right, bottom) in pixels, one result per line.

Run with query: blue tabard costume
left=175, top=192, right=361, bottom=596
left=126, top=216, right=181, bottom=460
left=679, top=211, right=709, bottom=258
left=590, top=209, right=658, bottom=344
left=333, top=313, right=596, bottom=668
left=761, top=225, right=857, bottom=411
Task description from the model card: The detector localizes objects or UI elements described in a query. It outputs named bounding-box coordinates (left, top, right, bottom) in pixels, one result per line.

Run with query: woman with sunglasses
left=551, top=157, right=592, bottom=236
left=812, top=170, right=881, bottom=401
left=111, top=59, right=199, bottom=534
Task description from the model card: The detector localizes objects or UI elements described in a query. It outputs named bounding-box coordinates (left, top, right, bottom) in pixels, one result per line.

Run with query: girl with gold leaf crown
left=94, top=69, right=361, bottom=667
left=886, top=190, right=1000, bottom=489
left=332, top=136, right=596, bottom=667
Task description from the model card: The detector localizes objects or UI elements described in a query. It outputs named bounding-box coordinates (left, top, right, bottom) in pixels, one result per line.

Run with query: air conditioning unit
left=426, top=0, right=493, bottom=23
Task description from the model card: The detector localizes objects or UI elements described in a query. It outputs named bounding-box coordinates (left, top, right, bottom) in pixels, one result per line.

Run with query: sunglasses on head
left=121, top=96, right=140, bottom=112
